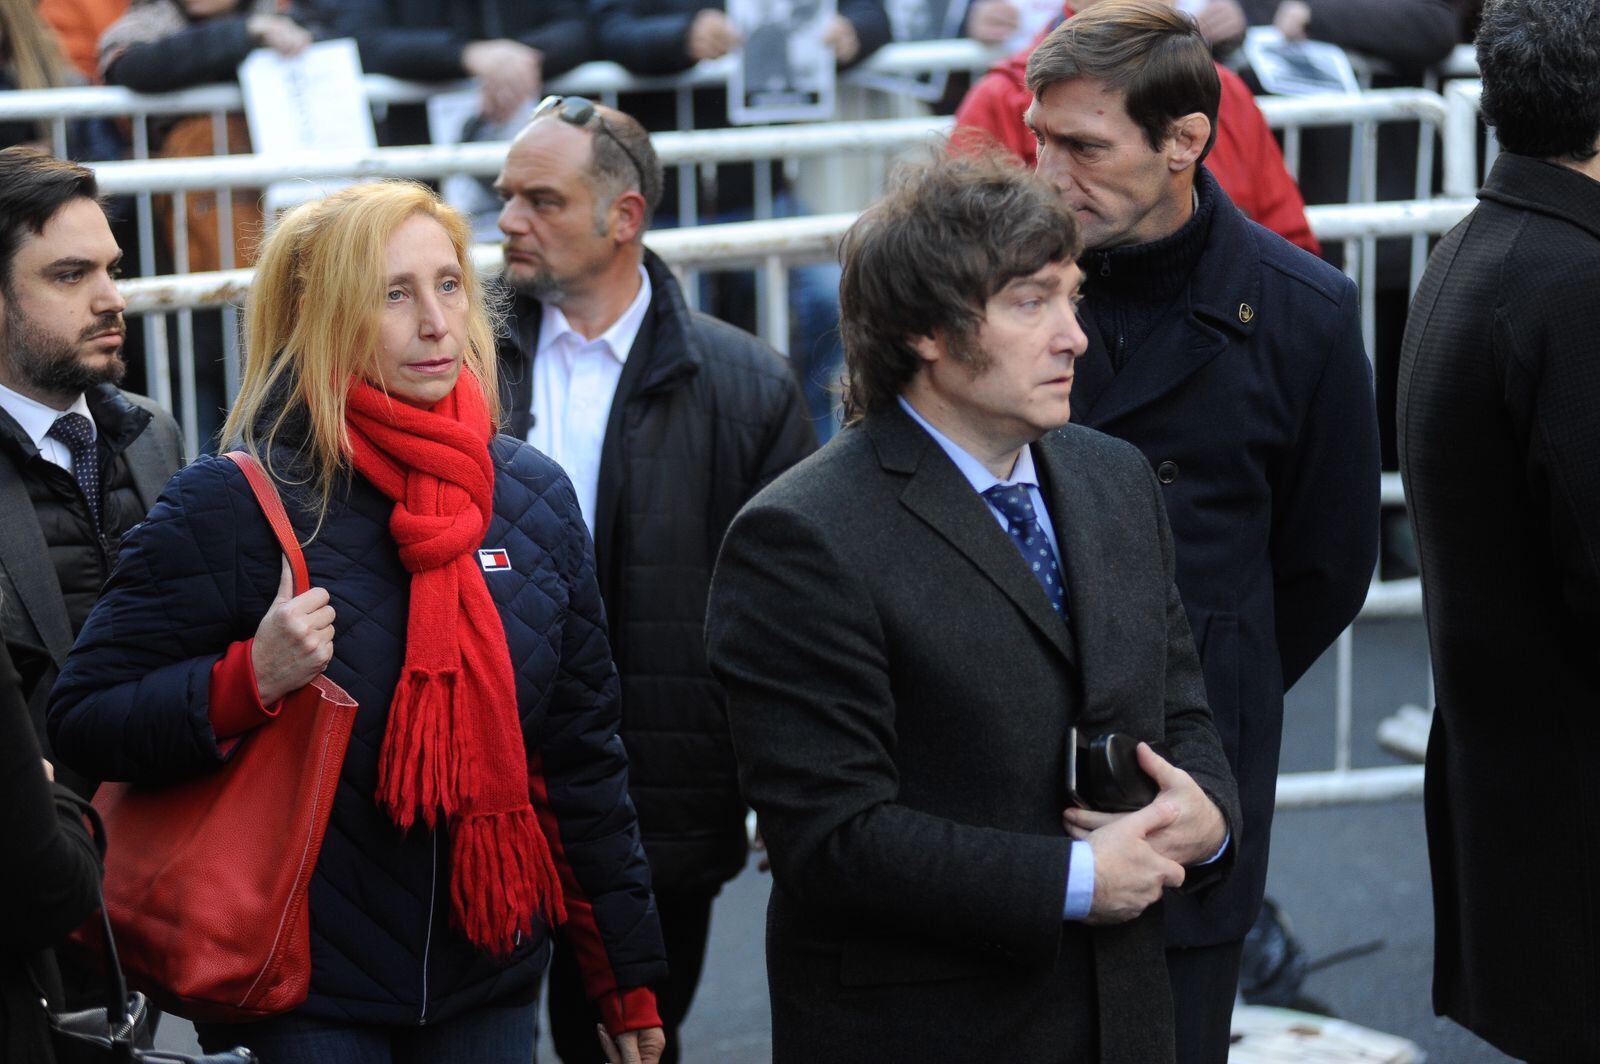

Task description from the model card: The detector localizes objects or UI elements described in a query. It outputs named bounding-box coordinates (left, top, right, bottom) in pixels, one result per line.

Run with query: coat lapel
left=870, top=409, right=1077, bottom=669
left=0, top=463, right=73, bottom=665
left=1076, top=312, right=1229, bottom=430
left=1032, top=433, right=1120, bottom=727
left=1076, top=175, right=1263, bottom=430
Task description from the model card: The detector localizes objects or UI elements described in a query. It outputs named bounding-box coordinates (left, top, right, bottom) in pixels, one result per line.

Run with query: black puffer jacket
left=48, top=436, right=665, bottom=1025
left=498, top=250, right=815, bottom=892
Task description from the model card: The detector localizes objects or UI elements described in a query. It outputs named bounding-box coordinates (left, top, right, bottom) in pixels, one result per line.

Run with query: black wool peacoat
left=1075, top=169, right=1381, bottom=949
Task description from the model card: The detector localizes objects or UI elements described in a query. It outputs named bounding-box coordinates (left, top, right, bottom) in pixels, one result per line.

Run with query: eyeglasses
left=532, top=95, right=650, bottom=196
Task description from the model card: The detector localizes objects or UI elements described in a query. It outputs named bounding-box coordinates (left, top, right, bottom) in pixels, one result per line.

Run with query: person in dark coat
left=1397, top=2, right=1600, bottom=1059
left=1023, top=6, right=1380, bottom=1061
left=493, top=101, right=815, bottom=1064
left=330, top=0, right=593, bottom=144
left=0, top=147, right=183, bottom=796
left=707, top=153, right=1239, bottom=1064
left=48, top=181, right=667, bottom=1064
left=1, top=631, right=104, bottom=1064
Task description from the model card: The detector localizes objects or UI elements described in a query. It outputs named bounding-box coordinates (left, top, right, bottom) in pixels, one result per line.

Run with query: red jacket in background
left=952, top=14, right=1321, bottom=256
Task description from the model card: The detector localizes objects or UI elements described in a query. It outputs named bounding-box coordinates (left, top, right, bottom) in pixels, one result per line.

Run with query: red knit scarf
left=345, top=373, right=566, bottom=957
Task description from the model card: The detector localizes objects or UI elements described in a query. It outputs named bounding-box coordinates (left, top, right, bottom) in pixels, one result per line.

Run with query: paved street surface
left=160, top=617, right=1521, bottom=1062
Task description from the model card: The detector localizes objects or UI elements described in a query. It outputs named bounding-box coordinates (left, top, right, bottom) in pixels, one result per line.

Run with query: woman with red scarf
left=47, top=181, right=667, bottom=1064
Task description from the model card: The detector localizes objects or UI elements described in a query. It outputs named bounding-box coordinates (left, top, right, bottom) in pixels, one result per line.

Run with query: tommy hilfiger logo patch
left=477, top=548, right=511, bottom=572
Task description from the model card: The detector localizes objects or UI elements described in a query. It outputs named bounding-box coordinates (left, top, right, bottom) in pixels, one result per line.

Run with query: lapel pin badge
left=1239, top=303, right=1254, bottom=324
left=477, top=548, right=512, bottom=572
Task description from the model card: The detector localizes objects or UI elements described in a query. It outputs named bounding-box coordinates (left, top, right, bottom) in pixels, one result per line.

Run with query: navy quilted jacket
left=47, top=436, right=666, bottom=1026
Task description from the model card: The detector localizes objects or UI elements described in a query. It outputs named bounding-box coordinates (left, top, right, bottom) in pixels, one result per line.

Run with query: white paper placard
left=728, top=0, right=838, bottom=125
left=1242, top=26, right=1360, bottom=97
left=239, top=38, right=377, bottom=214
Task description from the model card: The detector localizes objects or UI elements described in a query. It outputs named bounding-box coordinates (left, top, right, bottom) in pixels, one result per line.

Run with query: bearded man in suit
left=0, top=147, right=182, bottom=794
left=705, top=153, right=1239, bottom=1064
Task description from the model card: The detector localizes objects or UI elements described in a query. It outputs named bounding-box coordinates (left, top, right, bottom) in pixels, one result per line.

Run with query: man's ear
left=909, top=331, right=945, bottom=366
left=609, top=190, right=648, bottom=245
left=1165, top=112, right=1211, bottom=172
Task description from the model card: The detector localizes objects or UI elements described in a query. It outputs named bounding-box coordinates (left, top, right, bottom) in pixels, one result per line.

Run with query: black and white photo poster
left=728, top=0, right=838, bottom=124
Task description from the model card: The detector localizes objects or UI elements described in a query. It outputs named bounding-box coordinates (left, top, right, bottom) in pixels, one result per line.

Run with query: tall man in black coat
left=491, top=103, right=815, bottom=1064
left=707, top=154, right=1239, bottom=1064
left=0, top=147, right=183, bottom=792
left=1023, top=5, right=1380, bottom=1060
left=1398, top=2, right=1600, bottom=1059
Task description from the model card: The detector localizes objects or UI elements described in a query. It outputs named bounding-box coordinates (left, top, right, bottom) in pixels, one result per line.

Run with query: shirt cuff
left=596, top=985, right=662, bottom=1035
left=1062, top=839, right=1095, bottom=921
left=208, top=638, right=279, bottom=740
left=1197, top=830, right=1230, bottom=867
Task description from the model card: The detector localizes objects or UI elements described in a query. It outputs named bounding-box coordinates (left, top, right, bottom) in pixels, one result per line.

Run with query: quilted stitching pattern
left=48, top=436, right=664, bottom=1025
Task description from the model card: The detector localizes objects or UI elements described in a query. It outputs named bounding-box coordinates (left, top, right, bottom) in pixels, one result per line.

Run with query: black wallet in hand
left=1066, top=728, right=1160, bottom=812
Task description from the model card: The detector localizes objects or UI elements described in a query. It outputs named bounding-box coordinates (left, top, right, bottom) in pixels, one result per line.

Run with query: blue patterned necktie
left=48, top=412, right=101, bottom=532
left=983, top=484, right=1067, bottom=618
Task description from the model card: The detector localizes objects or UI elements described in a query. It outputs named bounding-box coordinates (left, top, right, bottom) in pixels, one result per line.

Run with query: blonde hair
left=1, top=0, right=69, bottom=94
left=223, top=181, right=500, bottom=522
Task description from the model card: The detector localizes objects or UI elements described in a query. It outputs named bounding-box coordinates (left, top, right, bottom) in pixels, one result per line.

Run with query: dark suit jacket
left=1397, top=153, right=1600, bottom=1062
left=0, top=387, right=182, bottom=752
left=705, top=405, right=1239, bottom=1064
left=1076, top=170, right=1380, bottom=947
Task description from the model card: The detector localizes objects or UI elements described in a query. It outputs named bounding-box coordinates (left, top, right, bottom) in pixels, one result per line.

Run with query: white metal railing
left=87, top=117, right=954, bottom=194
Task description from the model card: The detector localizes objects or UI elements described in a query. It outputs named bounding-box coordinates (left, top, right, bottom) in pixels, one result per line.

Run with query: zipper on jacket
left=419, top=829, right=437, bottom=1025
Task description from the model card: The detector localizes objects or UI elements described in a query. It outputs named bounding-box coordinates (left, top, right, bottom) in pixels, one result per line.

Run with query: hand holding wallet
left=1065, top=728, right=1160, bottom=812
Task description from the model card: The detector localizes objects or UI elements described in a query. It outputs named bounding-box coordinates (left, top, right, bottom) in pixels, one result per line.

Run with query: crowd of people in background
left=3, top=0, right=1597, bottom=1063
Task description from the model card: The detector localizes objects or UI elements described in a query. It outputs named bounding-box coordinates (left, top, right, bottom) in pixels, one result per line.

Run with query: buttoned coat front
left=705, top=406, right=1240, bottom=1064
left=1075, top=174, right=1381, bottom=947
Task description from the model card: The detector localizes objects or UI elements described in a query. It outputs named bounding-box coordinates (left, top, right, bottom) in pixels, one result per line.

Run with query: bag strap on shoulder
left=222, top=451, right=308, bottom=597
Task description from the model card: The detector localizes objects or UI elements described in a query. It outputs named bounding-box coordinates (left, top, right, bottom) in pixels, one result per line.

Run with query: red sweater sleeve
left=208, top=638, right=280, bottom=739
left=597, top=984, right=663, bottom=1034
left=952, top=65, right=1038, bottom=168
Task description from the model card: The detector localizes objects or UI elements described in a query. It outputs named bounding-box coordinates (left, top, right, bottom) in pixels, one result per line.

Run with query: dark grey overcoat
left=1398, top=152, right=1600, bottom=1061
left=705, top=405, right=1240, bottom=1064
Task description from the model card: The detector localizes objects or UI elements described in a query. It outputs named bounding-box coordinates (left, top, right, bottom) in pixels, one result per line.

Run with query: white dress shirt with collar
left=0, top=381, right=95, bottom=475
left=526, top=264, right=652, bottom=533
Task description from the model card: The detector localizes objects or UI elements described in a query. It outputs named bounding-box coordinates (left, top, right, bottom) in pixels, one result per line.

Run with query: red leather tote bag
left=77, top=451, right=357, bottom=1021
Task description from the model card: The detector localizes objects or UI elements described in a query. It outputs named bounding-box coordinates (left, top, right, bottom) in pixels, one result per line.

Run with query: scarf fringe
left=450, top=806, right=569, bottom=958
left=378, top=667, right=464, bottom=830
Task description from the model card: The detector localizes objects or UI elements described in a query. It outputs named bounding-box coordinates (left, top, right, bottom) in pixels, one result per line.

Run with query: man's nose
left=1035, top=144, right=1076, bottom=197
left=1055, top=300, right=1088, bottom=359
left=498, top=197, right=528, bottom=236
left=95, top=269, right=127, bottom=316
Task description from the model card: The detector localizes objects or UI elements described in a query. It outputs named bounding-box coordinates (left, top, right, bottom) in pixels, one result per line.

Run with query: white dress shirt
left=0, top=381, right=95, bottom=474
left=526, top=266, right=652, bottom=533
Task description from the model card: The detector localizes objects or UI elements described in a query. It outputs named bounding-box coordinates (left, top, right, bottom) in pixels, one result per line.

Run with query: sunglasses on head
left=532, top=95, right=649, bottom=194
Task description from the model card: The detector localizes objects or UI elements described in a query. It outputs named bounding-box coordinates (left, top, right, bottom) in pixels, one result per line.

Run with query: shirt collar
left=534, top=264, right=653, bottom=365
left=0, top=380, right=95, bottom=453
left=896, top=395, right=1039, bottom=494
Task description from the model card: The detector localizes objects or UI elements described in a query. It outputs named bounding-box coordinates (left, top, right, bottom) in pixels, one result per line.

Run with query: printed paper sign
left=728, top=0, right=839, bottom=125
left=239, top=38, right=377, bottom=214
left=1242, top=26, right=1360, bottom=97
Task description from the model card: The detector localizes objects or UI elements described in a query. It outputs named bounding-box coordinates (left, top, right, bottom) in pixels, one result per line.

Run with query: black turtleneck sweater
left=1082, top=172, right=1219, bottom=372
